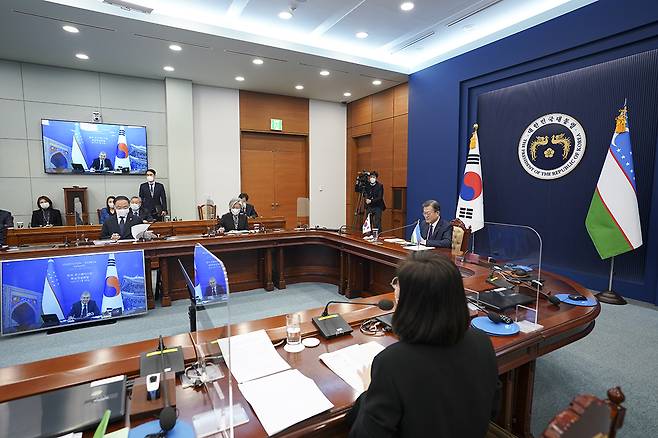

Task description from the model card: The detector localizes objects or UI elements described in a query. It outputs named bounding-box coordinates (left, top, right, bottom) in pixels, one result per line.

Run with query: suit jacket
left=219, top=212, right=248, bottom=231
left=99, top=207, right=114, bottom=224
left=130, top=207, right=154, bottom=223
left=90, top=158, right=113, bottom=171
left=348, top=329, right=500, bottom=438
left=0, top=209, right=13, bottom=245
left=205, top=284, right=226, bottom=298
left=67, top=300, right=101, bottom=319
left=101, top=214, right=141, bottom=240
left=241, top=203, right=258, bottom=218
left=420, top=217, right=452, bottom=248
left=365, top=182, right=386, bottom=210
left=30, top=208, right=63, bottom=227
left=139, top=181, right=168, bottom=218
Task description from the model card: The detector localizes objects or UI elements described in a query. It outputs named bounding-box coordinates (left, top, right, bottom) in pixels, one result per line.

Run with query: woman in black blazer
left=218, top=198, right=248, bottom=232
left=30, top=195, right=63, bottom=227
left=349, top=252, right=500, bottom=438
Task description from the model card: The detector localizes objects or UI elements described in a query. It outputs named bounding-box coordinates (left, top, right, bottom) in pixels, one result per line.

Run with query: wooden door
left=241, top=132, right=308, bottom=228
left=348, top=135, right=372, bottom=227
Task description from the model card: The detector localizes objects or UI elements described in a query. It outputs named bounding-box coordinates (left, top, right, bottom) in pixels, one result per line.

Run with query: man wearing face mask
left=364, top=171, right=385, bottom=232
left=0, top=208, right=13, bottom=246
left=218, top=198, right=248, bottom=232
left=91, top=151, right=113, bottom=172
left=138, top=169, right=168, bottom=221
left=101, top=196, right=140, bottom=240
left=129, top=196, right=152, bottom=223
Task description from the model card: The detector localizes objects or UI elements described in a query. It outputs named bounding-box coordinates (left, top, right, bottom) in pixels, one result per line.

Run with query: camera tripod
left=351, top=190, right=368, bottom=231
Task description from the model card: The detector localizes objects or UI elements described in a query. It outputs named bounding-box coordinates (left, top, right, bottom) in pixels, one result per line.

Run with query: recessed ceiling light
left=400, top=2, right=415, bottom=11
left=169, top=44, right=182, bottom=51
left=343, top=92, right=352, bottom=97
left=356, top=31, right=369, bottom=39
left=252, top=58, right=264, bottom=65
left=372, top=80, right=382, bottom=85
left=278, top=10, right=292, bottom=20
left=295, top=85, right=304, bottom=90
left=320, top=70, right=330, bottom=76
left=163, top=66, right=175, bottom=72
left=235, top=76, right=245, bottom=82
left=462, top=24, right=475, bottom=32
left=62, top=25, right=79, bottom=33
left=75, top=53, right=89, bottom=60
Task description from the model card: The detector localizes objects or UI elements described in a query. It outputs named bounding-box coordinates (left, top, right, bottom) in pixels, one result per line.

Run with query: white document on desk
left=238, top=369, right=333, bottom=436
left=217, top=329, right=290, bottom=384
left=318, top=342, right=385, bottom=393
left=402, top=244, right=435, bottom=251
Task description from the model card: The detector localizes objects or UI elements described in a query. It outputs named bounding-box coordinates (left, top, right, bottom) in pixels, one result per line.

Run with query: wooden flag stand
left=597, top=256, right=627, bottom=305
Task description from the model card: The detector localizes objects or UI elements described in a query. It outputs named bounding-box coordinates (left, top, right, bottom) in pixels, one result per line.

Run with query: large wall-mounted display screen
left=41, top=119, right=148, bottom=175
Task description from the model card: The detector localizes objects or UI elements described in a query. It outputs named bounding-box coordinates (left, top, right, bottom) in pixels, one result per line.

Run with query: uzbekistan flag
left=410, top=221, right=422, bottom=244
left=456, top=124, right=484, bottom=232
left=102, top=253, right=124, bottom=312
left=71, top=124, right=89, bottom=170
left=585, top=105, right=642, bottom=259
left=42, top=259, right=64, bottom=320
left=114, top=126, right=131, bottom=170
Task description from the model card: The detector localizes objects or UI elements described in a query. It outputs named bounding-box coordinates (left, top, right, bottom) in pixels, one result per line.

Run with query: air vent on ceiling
left=446, top=0, right=503, bottom=27
left=12, top=10, right=116, bottom=31
left=224, top=50, right=288, bottom=63
left=390, top=31, right=435, bottom=54
left=134, top=33, right=211, bottom=49
left=102, top=0, right=153, bottom=14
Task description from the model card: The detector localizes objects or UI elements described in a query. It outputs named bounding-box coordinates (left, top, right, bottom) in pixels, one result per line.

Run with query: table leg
left=511, top=360, right=536, bottom=437
left=265, top=248, right=274, bottom=291
left=277, top=247, right=286, bottom=289
left=339, top=250, right=346, bottom=295
left=145, top=259, right=155, bottom=310
left=160, top=257, right=171, bottom=307
left=344, top=253, right=352, bottom=298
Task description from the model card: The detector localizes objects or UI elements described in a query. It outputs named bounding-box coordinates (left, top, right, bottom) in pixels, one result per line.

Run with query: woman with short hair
left=349, top=252, right=500, bottom=438
left=30, top=195, right=63, bottom=227
left=218, top=198, right=248, bottom=232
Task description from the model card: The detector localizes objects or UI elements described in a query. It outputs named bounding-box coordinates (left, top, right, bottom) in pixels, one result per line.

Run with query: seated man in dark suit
left=0, top=208, right=13, bottom=246
left=90, top=151, right=113, bottom=171
left=205, top=277, right=225, bottom=298
left=101, top=196, right=141, bottom=240
left=238, top=193, right=258, bottom=218
left=67, top=291, right=101, bottom=319
left=219, top=198, right=248, bottom=232
left=129, top=196, right=155, bottom=223
left=419, top=200, right=452, bottom=248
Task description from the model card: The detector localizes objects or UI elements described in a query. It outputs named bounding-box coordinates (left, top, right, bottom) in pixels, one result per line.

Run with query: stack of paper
left=402, top=244, right=435, bottom=251
left=383, top=238, right=409, bottom=244
left=238, top=369, right=334, bottom=436
left=318, top=342, right=385, bottom=393
left=217, top=330, right=290, bottom=384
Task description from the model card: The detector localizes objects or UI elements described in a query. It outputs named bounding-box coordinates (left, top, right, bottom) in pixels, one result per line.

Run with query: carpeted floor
left=1, top=283, right=655, bottom=436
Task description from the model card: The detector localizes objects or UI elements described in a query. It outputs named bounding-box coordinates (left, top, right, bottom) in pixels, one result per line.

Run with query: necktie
left=82, top=304, right=87, bottom=316
left=150, top=183, right=154, bottom=197
left=428, top=223, right=434, bottom=240
left=119, top=217, right=125, bottom=234
left=233, top=215, right=239, bottom=229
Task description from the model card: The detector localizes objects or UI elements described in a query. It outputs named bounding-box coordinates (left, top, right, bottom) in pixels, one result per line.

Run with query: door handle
left=275, top=203, right=280, bottom=207
left=271, top=203, right=275, bottom=207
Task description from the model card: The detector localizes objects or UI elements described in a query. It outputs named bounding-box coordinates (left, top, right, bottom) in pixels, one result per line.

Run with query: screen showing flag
left=41, top=119, right=148, bottom=175
left=0, top=250, right=147, bottom=335
left=193, top=244, right=229, bottom=304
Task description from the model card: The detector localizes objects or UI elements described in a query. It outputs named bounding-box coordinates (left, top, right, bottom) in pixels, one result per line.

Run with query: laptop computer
left=477, top=288, right=535, bottom=311
left=0, top=375, right=126, bottom=438
left=41, top=313, right=60, bottom=327
left=71, top=163, right=85, bottom=173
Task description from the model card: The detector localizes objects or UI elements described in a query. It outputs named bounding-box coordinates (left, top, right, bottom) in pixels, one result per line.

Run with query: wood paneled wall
left=239, top=90, right=309, bottom=135
left=346, top=83, right=408, bottom=235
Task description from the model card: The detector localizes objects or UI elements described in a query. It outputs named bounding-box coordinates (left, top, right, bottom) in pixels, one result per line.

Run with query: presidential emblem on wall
left=518, top=113, right=586, bottom=179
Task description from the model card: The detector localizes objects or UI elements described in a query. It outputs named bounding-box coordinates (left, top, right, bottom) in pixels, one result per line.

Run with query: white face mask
left=369, top=177, right=376, bottom=184
left=40, top=202, right=50, bottom=209
left=146, top=175, right=155, bottom=182
left=108, top=202, right=114, bottom=208
left=130, top=203, right=140, bottom=211
left=231, top=208, right=241, bottom=216
left=116, top=208, right=129, bottom=218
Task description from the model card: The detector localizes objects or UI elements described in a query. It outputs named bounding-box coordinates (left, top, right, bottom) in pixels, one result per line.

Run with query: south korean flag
left=455, top=125, right=484, bottom=232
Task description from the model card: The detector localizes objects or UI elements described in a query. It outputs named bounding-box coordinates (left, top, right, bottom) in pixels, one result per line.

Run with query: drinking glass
left=286, top=313, right=302, bottom=346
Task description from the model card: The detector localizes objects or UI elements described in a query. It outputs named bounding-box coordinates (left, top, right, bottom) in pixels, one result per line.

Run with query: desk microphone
left=518, top=283, right=561, bottom=307
left=313, top=299, right=394, bottom=339
left=377, top=220, right=420, bottom=237
left=467, top=297, right=513, bottom=324
left=157, top=335, right=176, bottom=435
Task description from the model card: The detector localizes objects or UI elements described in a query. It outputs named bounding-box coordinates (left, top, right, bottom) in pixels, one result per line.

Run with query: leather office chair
left=486, top=386, right=625, bottom=438
left=197, top=204, right=217, bottom=220
left=450, top=218, right=471, bottom=255
left=96, top=209, right=102, bottom=223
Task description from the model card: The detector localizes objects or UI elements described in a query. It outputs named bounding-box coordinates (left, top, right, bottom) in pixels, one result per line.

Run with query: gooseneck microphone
left=313, top=299, right=395, bottom=339
left=157, top=335, right=177, bottom=434
left=321, top=299, right=394, bottom=317
left=467, top=297, right=514, bottom=324
left=376, top=220, right=420, bottom=237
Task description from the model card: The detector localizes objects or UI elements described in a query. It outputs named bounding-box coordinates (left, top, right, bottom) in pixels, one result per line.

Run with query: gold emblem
left=551, top=133, right=571, bottom=160
left=544, top=148, right=554, bottom=158
left=529, top=136, right=548, bottom=160
left=529, top=133, right=571, bottom=161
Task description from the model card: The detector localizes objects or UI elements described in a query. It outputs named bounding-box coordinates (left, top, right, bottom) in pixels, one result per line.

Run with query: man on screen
left=91, top=151, right=113, bottom=172
left=67, top=291, right=100, bottom=320
left=205, top=277, right=225, bottom=298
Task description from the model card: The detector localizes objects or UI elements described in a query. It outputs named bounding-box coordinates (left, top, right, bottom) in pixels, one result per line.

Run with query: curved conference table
left=0, top=229, right=600, bottom=437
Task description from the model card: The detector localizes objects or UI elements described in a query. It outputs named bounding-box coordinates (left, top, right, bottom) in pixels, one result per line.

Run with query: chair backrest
left=541, top=387, right=625, bottom=438
left=96, top=208, right=102, bottom=223
left=197, top=204, right=217, bottom=220
left=450, top=218, right=471, bottom=254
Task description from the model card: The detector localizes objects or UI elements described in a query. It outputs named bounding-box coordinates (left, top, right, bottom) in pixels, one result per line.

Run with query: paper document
left=217, top=329, right=290, bottom=384
left=319, top=342, right=385, bottom=393
left=238, top=369, right=333, bottom=436
left=103, top=427, right=129, bottom=438
left=383, top=238, right=408, bottom=244
left=403, top=244, right=435, bottom=251
left=131, top=223, right=150, bottom=239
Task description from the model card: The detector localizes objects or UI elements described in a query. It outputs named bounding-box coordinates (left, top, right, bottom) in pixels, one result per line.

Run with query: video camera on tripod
left=354, top=170, right=373, bottom=194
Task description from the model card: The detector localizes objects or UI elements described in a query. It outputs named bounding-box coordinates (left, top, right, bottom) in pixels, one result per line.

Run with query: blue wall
left=408, top=0, right=658, bottom=304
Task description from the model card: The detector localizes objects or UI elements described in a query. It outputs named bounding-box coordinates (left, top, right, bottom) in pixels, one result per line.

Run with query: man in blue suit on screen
left=419, top=200, right=452, bottom=248
left=67, top=291, right=101, bottom=320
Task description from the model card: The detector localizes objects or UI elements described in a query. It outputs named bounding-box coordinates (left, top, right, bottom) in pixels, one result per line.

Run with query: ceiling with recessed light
left=0, top=0, right=596, bottom=102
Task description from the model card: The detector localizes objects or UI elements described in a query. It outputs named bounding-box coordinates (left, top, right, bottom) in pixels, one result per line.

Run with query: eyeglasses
left=390, top=276, right=398, bottom=289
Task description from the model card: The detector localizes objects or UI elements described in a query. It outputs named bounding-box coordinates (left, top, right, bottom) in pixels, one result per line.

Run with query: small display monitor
left=193, top=243, right=229, bottom=304
left=1, top=250, right=147, bottom=335
left=41, top=119, right=148, bottom=175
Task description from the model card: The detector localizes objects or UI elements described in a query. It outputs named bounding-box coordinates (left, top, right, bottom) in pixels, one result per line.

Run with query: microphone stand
left=374, top=220, right=420, bottom=244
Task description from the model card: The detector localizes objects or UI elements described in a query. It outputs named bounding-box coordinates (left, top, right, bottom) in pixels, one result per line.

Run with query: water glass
left=286, top=313, right=302, bottom=346
left=372, top=228, right=379, bottom=241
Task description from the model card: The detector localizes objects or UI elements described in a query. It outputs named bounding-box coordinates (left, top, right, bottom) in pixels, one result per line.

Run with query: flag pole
left=597, top=256, right=627, bottom=305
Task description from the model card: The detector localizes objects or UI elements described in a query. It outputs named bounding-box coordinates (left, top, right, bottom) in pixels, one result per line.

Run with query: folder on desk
left=319, top=342, right=385, bottom=393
